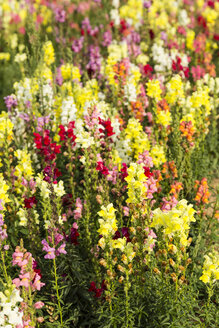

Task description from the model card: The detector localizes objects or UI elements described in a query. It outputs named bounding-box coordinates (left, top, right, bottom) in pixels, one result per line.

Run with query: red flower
left=120, top=163, right=128, bottom=180
left=99, top=118, right=115, bottom=138
left=24, top=196, right=37, bottom=209
left=143, top=64, right=153, bottom=77
left=96, top=162, right=109, bottom=176
left=143, top=167, right=153, bottom=178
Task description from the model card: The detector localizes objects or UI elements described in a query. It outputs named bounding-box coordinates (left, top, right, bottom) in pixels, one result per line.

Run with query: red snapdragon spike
left=89, top=280, right=106, bottom=298
left=144, top=166, right=153, bottom=178
left=183, top=67, right=189, bottom=78
left=69, top=227, right=79, bottom=245
left=213, top=34, right=219, bottom=41
left=33, top=133, right=42, bottom=149
left=98, top=118, right=115, bottom=138
left=96, top=162, right=109, bottom=176
left=24, top=196, right=37, bottom=209
left=172, top=56, right=183, bottom=72
left=143, top=64, right=153, bottom=76
left=197, top=16, right=207, bottom=29
left=89, top=281, right=96, bottom=292
left=120, top=163, right=128, bottom=180
left=121, top=227, right=131, bottom=242
left=149, top=29, right=155, bottom=40
left=113, top=230, right=121, bottom=240
left=207, top=0, right=214, bottom=8
left=59, top=125, right=66, bottom=141
left=120, top=19, right=127, bottom=33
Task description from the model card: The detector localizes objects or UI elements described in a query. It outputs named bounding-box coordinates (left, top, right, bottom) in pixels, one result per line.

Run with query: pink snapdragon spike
left=34, top=301, right=45, bottom=309
left=42, top=229, right=67, bottom=259
left=123, top=206, right=130, bottom=217
left=19, top=272, right=31, bottom=288
left=74, top=198, right=83, bottom=220
left=161, top=196, right=178, bottom=211
left=107, top=166, right=118, bottom=185
left=57, top=243, right=67, bottom=255
left=32, top=273, right=45, bottom=291
left=0, top=213, right=8, bottom=242
left=137, top=151, right=154, bottom=168
left=42, top=241, right=56, bottom=260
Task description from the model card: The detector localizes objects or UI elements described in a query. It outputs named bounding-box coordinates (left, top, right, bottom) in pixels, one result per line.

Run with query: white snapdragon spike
left=112, top=0, right=120, bottom=8
left=0, top=286, right=23, bottom=327
left=17, top=207, right=28, bottom=227
left=178, top=9, right=190, bottom=26
left=124, top=82, right=137, bottom=104
left=61, top=96, right=77, bottom=125
left=40, top=83, right=54, bottom=110
left=14, top=53, right=27, bottom=63
left=108, top=41, right=128, bottom=61
left=36, top=174, right=51, bottom=199
left=76, top=130, right=95, bottom=149
left=14, top=78, right=32, bottom=103
left=110, top=117, right=121, bottom=143
left=115, top=139, right=131, bottom=163
left=53, top=180, right=65, bottom=198
left=170, top=50, right=189, bottom=68
left=152, top=43, right=172, bottom=72
left=110, top=9, right=120, bottom=26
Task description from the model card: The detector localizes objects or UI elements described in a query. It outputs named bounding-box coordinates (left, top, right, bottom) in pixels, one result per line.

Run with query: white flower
left=61, top=96, right=77, bottom=125
left=14, top=53, right=27, bottom=63
left=36, top=174, right=51, bottom=199
left=110, top=9, right=120, bottom=26
left=17, top=208, right=28, bottom=227
left=112, top=0, right=120, bottom=8
left=124, top=82, right=137, bottom=104
left=53, top=180, right=65, bottom=198
left=76, top=131, right=95, bottom=149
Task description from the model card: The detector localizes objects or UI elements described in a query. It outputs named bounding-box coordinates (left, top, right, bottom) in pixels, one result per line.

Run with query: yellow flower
left=125, top=163, right=147, bottom=204
left=43, top=41, right=55, bottom=66
left=151, top=199, right=196, bottom=246
left=0, top=174, right=10, bottom=209
left=146, top=80, right=162, bottom=101
left=156, top=110, right=172, bottom=127
left=150, top=145, right=166, bottom=167
left=14, top=149, right=34, bottom=181
left=98, top=204, right=118, bottom=238
left=200, top=252, right=219, bottom=284
left=0, top=112, right=14, bottom=147
left=166, top=75, right=184, bottom=104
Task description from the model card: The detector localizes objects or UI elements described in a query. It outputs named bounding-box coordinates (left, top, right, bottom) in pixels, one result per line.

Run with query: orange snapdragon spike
left=194, top=178, right=210, bottom=204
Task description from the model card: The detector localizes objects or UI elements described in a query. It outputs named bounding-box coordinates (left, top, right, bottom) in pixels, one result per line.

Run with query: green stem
left=1, top=250, right=8, bottom=283
left=53, top=256, right=63, bottom=327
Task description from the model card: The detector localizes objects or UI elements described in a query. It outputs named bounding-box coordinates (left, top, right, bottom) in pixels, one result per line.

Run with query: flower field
left=0, top=0, right=219, bottom=327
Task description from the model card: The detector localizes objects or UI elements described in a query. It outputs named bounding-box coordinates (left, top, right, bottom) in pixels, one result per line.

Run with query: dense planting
left=0, top=0, right=219, bottom=327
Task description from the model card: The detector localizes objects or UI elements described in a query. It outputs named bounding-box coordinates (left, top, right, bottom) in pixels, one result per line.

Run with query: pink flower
left=123, top=207, right=129, bottom=216
left=74, top=198, right=83, bottom=220
left=56, top=243, right=67, bottom=255
left=19, top=272, right=31, bottom=288
left=34, top=301, right=44, bottom=309
left=44, top=248, right=56, bottom=259
left=12, top=252, right=24, bottom=266
left=32, top=273, right=45, bottom=291
left=12, top=278, right=21, bottom=288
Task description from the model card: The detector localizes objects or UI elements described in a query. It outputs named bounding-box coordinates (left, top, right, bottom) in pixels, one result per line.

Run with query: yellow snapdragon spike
left=125, top=163, right=147, bottom=204
left=146, top=80, right=162, bottom=102
left=43, top=41, right=55, bottom=66
left=151, top=200, right=196, bottom=246
left=0, top=112, right=14, bottom=147
left=166, top=75, right=184, bottom=105
left=0, top=174, right=10, bottom=209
